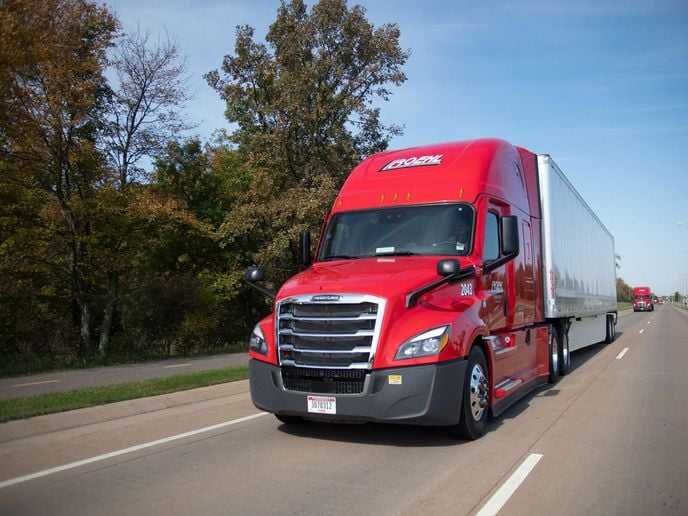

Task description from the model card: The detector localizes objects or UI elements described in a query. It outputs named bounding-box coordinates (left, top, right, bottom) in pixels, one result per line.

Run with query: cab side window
left=483, top=212, right=499, bottom=261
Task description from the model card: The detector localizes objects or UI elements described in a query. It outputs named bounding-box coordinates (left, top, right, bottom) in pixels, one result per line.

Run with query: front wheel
left=450, top=346, right=489, bottom=440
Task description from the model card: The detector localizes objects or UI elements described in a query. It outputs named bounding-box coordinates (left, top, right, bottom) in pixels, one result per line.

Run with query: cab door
left=479, top=200, right=521, bottom=385
left=480, top=201, right=513, bottom=333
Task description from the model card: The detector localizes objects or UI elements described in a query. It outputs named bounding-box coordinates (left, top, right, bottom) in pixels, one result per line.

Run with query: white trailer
left=538, top=154, right=617, bottom=353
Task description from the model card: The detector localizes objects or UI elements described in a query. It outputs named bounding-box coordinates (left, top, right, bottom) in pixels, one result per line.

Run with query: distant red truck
left=633, top=287, right=654, bottom=312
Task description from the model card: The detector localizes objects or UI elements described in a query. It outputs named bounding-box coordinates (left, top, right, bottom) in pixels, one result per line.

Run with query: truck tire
left=558, top=324, right=571, bottom=376
left=449, top=346, right=489, bottom=440
left=548, top=327, right=560, bottom=384
left=605, top=315, right=615, bottom=343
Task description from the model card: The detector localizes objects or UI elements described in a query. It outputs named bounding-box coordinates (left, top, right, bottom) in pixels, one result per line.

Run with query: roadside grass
left=0, top=365, right=248, bottom=424
left=617, top=302, right=633, bottom=311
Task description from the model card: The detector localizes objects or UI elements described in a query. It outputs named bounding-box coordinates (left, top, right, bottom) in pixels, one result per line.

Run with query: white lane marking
left=13, top=380, right=59, bottom=388
left=616, top=348, right=629, bottom=360
left=0, top=412, right=268, bottom=489
left=647, top=321, right=651, bottom=325
left=164, top=363, right=193, bottom=369
left=476, top=453, right=543, bottom=516
left=639, top=329, right=645, bottom=334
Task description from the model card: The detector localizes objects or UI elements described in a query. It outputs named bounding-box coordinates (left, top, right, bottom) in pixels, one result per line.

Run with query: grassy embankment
left=0, top=366, right=248, bottom=424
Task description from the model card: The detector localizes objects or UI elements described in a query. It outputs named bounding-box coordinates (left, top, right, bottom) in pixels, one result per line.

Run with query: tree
left=104, top=27, right=192, bottom=187
left=154, top=139, right=227, bottom=226
left=0, top=0, right=117, bottom=356
left=616, top=277, right=633, bottom=303
left=96, top=27, right=192, bottom=356
left=206, top=0, right=409, bottom=287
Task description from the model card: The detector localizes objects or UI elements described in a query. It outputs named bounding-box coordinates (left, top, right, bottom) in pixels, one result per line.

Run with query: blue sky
left=104, top=0, right=688, bottom=296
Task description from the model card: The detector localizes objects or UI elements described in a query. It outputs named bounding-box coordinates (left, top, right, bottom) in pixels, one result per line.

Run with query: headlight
left=394, top=326, right=450, bottom=360
left=249, top=324, right=268, bottom=355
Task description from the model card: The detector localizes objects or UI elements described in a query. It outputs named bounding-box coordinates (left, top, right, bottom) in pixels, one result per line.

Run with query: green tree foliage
left=0, top=0, right=409, bottom=370
left=0, top=1, right=202, bottom=362
left=154, top=139, right=227, bottom=227
left=0, top=0, right=118, bottom=357
left=96, top=28, right=192, bottom=357
left=616, top=277, right=633, bottom=303
left=206, top=0, right=409, bottom=287
left=151, top=138, right=260, bottom=345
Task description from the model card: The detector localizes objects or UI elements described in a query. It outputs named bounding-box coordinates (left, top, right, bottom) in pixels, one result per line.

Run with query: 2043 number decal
left=460, top=282, right=474, bottom=296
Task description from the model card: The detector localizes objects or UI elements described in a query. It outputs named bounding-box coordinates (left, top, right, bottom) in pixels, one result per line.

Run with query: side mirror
left=244, top=266, right=266, bottom=283
left=299, top=230, right=311, bottom=268
left=501, top=216, right=519, bottom=257
left=437, top=259, right=460, bottom=277
left=244, top=266, right=276, bottom=300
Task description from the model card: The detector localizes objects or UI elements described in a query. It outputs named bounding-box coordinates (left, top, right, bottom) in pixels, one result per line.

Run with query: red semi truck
left=245, top=138, right=617, bottom=439
left=633, top=287, right=654, bottom=312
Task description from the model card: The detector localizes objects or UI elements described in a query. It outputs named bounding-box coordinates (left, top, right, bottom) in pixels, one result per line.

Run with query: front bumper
left=249, top=358, right=467, bottom=426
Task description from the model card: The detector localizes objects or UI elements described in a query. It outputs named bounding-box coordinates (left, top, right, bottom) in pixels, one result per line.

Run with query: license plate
left=307, top=395, right=336, bottom=415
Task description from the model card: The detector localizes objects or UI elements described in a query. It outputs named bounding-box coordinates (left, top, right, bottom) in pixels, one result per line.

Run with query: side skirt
left=490, top=376, right=548, bottom=418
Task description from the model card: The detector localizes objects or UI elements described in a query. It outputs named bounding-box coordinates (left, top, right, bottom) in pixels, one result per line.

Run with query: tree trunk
left=99, top=270, right=118, bottom=358
left=63, top=208, right=93, bottom=357
left=69, top=252, right=92, bottom=358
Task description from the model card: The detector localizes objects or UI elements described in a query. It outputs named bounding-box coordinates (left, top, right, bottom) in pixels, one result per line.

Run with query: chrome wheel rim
left=469, top=362, right=489, bottom=421
left=551, top=333, right=559, bottom=371
left=562, top=335, right=569, bottom=367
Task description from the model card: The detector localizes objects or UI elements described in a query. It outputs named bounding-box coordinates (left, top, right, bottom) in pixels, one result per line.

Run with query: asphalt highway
left=1, top=305, right=686, bottom=515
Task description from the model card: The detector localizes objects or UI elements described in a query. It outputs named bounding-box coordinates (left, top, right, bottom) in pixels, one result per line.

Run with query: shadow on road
left=276, top=418, right=464, bottom=447
left=275, top=335, right=621, bottom=446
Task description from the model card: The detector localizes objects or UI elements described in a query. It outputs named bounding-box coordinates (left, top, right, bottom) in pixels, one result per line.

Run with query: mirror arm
left=245, top=280, right=276, bottom=300
left=406, top=266, right=475, bottom=308
left=482, top=251, right=519, bottom=273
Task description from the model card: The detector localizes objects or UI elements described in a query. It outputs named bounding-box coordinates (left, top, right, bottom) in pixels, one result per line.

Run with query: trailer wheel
left=450, top=346, right=489, bottom=440
left=559, top=324, right=571, bottom=376
left=548, top=327, right=560, bottom=384
left=605, top=315, right=615, bottom=343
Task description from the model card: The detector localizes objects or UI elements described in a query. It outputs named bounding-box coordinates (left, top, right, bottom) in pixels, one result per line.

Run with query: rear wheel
left=558, top=324, right=571, bottom=376
left=605, top=315, right=615, bottom=343
left=450, top=346, right=489, bottom=440
left=548, top=327, right=560, bottom=384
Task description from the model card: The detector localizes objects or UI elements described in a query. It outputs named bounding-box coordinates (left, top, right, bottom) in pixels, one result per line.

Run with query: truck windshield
left=318, top=204, right=474, bottom=261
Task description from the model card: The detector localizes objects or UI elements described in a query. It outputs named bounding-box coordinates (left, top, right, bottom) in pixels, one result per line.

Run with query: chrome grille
left=276, top=295, right=384, bottom=371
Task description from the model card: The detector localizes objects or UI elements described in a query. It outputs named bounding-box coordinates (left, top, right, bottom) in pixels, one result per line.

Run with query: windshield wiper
left=322, top=255, right=359, bottom=261
left=375, top=251, right=421, bottom=257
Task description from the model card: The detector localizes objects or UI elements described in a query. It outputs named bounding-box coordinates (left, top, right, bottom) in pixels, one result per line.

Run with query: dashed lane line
left=13, top=380, right=59, bottom=388
left=476, top=453, right=543, bottom=516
